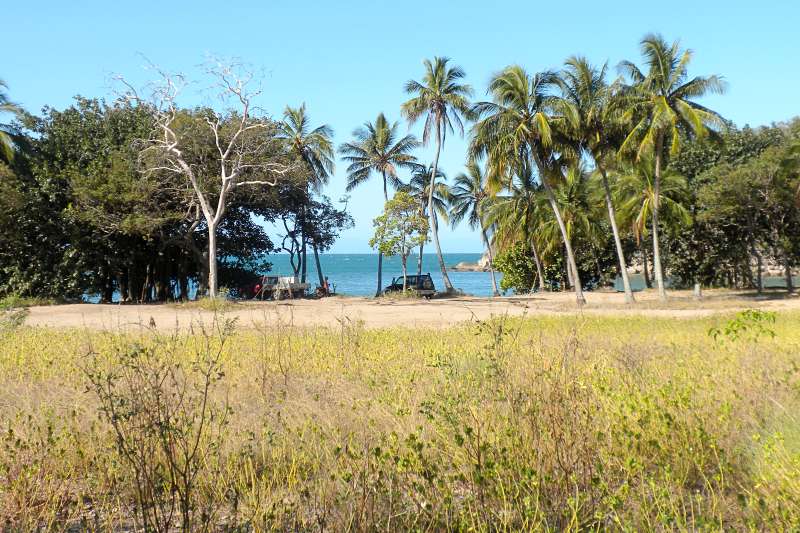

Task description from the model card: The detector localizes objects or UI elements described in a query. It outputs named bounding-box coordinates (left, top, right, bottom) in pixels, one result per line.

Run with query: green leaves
left=369, top=191, right=428, bottom=260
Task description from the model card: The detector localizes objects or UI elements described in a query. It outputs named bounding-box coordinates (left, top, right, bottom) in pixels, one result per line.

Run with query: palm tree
left=399, top=163, right=450, bottom=276
left=615, top=159, right=691, bottom=283
left=618, top=34, right=726, bottom=300
left=401, top=163, right=449, bottom=278
left=0, top=79, right=21, bottom=164
left=339, top=113, right=419, bottom=296
left=401, top=57, right=473, bottom=294
left=471, top=66, right=587, bottom=305
left=555, top=57, right=636, bottom=303
left=279, top=104, right=335, bottom=287
left=484, top=163, right=548, bottom=292
left=449, top=161, right=499, bottom=296
left=535, top=164, right=606, bottom=288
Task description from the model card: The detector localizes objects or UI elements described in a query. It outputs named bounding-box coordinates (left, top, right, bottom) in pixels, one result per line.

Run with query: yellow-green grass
left=1, top=312, right=799, bottom=530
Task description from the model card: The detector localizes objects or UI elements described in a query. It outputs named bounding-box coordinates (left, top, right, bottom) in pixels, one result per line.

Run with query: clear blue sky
left=5, top=1, right=799, bottom=252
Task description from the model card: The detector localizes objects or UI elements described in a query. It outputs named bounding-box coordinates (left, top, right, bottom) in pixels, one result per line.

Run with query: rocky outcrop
left=451, top=250, right=493, bottom=272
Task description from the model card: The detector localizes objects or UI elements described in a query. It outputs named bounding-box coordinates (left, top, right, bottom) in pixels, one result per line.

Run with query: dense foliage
left=0, top=97, right=349, bottom=301
left=2, top=35, right=800, bottom=301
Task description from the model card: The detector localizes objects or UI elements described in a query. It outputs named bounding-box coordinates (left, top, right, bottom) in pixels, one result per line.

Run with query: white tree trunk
left=652, top=142, right=667, bottom=301
left=542, top=179, right=585, bottom=305
left=600, top=169, right=635, bottom=304
left=531, top=240, right=546, bottom=292
left=481, top=226, right=499, bottom=296
left=207, top=222, right=218, bottom=298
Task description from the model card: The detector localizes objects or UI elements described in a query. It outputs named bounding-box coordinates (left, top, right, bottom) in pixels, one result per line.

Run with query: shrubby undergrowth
left=1, top=312, right=799, bottom=530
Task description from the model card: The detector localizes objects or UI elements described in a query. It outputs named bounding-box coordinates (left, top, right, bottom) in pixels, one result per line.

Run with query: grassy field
left=1, top=309, right=800, bottom=531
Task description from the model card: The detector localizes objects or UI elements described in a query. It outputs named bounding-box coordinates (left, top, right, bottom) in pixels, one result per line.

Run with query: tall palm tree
left=618, top=34, right=726, bottom=300
left=401, top=163, right=449, bottom=278
left=471, top=66, right=587, bottom=305
left=0, top=79, right=21, bottom=164
left=401, top=57, right=473, bottom=294
left=449, top=161, right=499, bottom=296
left=279, top=103, right=335, bottom=287
left=339, top=113, right=419, bottom=296
left=555, top=57, right=636, bottom=303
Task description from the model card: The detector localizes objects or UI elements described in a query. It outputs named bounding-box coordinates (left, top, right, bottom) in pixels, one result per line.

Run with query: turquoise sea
left=268, top=253, right=500, bottom=297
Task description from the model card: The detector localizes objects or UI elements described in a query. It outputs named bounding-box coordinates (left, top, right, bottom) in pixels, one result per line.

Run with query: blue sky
left=5, top=1, right=799, bottom=252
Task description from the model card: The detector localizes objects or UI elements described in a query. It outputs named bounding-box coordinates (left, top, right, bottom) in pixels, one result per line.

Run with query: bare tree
left=119, top=59, right=294, bottom=298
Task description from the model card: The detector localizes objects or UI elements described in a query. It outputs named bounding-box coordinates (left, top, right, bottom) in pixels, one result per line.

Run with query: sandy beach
left=20, top=289, right=800, bottom=331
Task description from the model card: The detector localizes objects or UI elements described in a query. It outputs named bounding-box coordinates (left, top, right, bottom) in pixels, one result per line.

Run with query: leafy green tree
left=369, top=191, right=428, bottom=292
left=493, top=243, right=537, bottom=294
left=618, top=34, right=726, bottom=300
left=402, top=57, right=472, bottom=294
left=471, top=66, right=586, bottom=304
left=339, top=113, right=419, bottom=296
left=279, top=103, right=335, bottom=286
left=449, top=161, right=499, bottom=296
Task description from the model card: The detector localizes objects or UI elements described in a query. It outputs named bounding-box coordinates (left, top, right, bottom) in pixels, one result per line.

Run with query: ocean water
left=268, top=253, right=501, bottom=297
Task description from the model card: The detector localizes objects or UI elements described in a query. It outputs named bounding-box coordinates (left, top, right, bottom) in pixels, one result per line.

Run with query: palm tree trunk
left=600, top=168, right=634, bottom=303
left=538, top=165, right=585, bottom=305
left=564, top=243, right=574, bottom=289
left=652, top=138, right=667, bottom=301
left=531, top=239, right=546, bottom=292
left=429, top=125, right=454, bottom=293
left=375, top=173, right=389, bottom=297
left=480, top=225, right=499, bottom=296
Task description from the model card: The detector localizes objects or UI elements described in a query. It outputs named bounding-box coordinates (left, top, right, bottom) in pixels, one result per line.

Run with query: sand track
left=20, top=289, right=800, bottom=331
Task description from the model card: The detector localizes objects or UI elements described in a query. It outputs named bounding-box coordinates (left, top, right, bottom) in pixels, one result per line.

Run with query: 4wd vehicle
left=383, top=273, right=436, bottom=298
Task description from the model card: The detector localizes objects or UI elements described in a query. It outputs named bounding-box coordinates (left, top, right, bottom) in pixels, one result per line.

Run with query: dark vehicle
left=383, top=273, right=436, bottom=298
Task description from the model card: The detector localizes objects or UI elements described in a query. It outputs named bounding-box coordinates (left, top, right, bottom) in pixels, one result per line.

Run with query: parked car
left=383, top=273, right=436, bottom=298
left=249, top=275, right=309, bottom=300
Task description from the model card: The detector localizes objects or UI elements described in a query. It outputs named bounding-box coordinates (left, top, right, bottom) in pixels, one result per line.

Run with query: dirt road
left=20, top=289, right=800, bottom=331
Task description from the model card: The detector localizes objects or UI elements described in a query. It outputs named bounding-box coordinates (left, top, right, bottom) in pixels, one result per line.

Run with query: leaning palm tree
left=401, top=163, right=449, bottom=278
left=339, top=113, right=419, bottom=296
left=484, top=163, right=548, bottom=292
left=0, top=79, right=21, bottom=164
left=279, top=103, right=335, bottom=287
left=471, top=66, right=587, bottom=304
left=401, top=57, right=473, bottom=294
left=555, top=57, right=636, bottom=303
left=535, top=164, right=607, bottom=288
left=449, top=161, right=499, bottom=296
left=615, top=159, right=691, bottom=279
left=618, top=34, right=726, bottom=300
